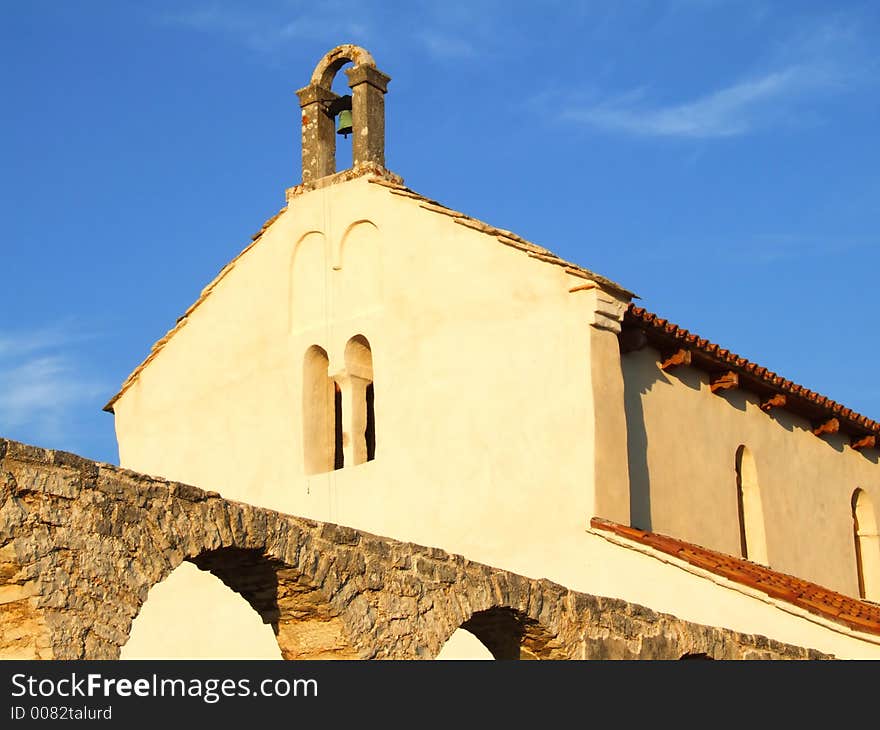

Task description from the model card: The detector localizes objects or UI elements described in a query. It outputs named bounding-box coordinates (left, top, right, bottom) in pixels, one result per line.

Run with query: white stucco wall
left=113, top=176, right=610, bottom=578
left=622, top=346, right=880, bottom=597
left=113, top=175, right=880, bottom=659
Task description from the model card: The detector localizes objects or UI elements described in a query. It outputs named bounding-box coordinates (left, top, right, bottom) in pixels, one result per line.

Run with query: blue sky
left=2, top=1, right=878, bottom=465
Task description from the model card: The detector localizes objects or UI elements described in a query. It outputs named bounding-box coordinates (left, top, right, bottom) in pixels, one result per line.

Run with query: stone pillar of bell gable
left=296, top=83, right=339, bottom=184
left=345, top=64, right=389, bottom=169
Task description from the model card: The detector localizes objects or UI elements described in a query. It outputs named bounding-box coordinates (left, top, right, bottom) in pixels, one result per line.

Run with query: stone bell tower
left=294, top=45, right=400, bottom=191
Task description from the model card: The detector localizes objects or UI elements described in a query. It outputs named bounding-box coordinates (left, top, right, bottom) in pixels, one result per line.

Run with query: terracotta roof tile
left=591, top=517, right=880, bottom=637
left=624, top=304, right=880, bottom=442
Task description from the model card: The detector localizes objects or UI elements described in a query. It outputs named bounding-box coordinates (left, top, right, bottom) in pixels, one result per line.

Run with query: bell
left=336, top=109, right=353, bottom=138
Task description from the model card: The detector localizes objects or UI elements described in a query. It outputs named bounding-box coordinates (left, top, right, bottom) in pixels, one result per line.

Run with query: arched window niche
left=852, top=489, right=880, bottom=601
left=735, top=445, right=768, bottom=565
left=343, top=335, right=375, bottom=466
left=303, top=345, right=342, bottom=474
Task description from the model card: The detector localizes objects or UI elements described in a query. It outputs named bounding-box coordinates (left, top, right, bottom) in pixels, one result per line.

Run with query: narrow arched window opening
left=344, top=335, right=375, bottom=466
left=852, top=489, right=880, bottom=601
left=735, top=445, right=768, bottom=565
left=334, top=381, right=344, bottom=470
left=365, top=382, right=376, bottom=461
left=303, top=346, right=332, bottom=475
left=303, top=346, right=342, bottom=475
left=736, top=478, right=748, bottom=560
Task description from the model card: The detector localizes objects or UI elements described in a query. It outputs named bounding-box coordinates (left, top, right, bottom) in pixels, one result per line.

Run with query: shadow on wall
left=622, top=352, right=672, bottom=531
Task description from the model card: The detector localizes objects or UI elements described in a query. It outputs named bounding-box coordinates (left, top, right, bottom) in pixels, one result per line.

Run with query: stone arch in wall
left=122, top=543, right=362, bottom=660
left=852, top=488, right=880, bottom=601
left=458, top=607, right=556, bottom=660
left=310, top=45, right=376, bottom=89
left=735, top=445, right=768, bottom=565
left=194, top=547, right=360, bottom=659
left=121, top=561, right=282, bottom=659
left=430, top=595, right=570, bottom=661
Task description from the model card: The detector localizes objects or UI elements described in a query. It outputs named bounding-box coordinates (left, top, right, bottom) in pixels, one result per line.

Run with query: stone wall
left=0, top=438, right=828, bottom=660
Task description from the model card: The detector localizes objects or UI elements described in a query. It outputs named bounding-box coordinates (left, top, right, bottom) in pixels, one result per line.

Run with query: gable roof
left=591, top=517, right=880, bottom=637
left=104, top=175, right=634, bottom=412
left=365, top=177, right=634, bottom=297
left=624, top=305, right=880, bottom=446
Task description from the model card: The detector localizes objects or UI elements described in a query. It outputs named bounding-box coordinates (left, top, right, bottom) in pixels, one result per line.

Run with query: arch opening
left=304, top=346, right=342, bottom=474
left=735, top=445, right=768, bottom=565
left=121, top=559, right=281, bottom=659
left=123, top=547, right=360, bottom=660
left=330, top=64, right=354, bottom=172
left=435, top=628, right=495, bottom=660
left=310, top=45, right=376, bottom=89
left=436, top=608, right=554, bottom=660
left=343, top=335, right=376, bottom=466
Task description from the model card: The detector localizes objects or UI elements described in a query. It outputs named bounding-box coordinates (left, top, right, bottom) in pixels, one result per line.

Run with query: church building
left=108, top=46, right=880, bottom=659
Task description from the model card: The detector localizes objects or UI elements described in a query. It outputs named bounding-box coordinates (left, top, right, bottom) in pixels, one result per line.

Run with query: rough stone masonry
left=0, top=437, right=827, bottom=660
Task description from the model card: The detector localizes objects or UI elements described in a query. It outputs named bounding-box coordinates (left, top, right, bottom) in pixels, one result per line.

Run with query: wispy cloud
left=161, top=2, right=499, bottom=65
left=564, top=64, right=833, bottom=139
left=0, top=322, right=95, bottom=359
left=0, top=324, right=106, bottom=445
left=556, top=6, right=873, bottom=139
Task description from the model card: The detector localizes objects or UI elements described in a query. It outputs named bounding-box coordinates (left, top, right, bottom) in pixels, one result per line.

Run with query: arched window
left=735, top=445, right=768, bottom=565
left=852, top=489, right=880, bottom=601
left=343, top=335, right=375, bottom=465
left=303, top=346, right=342, bottom=474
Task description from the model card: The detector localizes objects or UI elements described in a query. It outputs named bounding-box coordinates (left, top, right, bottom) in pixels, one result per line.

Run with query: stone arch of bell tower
left=295, top=45, right=390, bottom=185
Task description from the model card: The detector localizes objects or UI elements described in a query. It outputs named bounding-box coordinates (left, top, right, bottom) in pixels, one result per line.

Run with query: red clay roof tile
left=591, top=516, right=880, bottom=637
left=624, top=305, right=880, bottom=443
